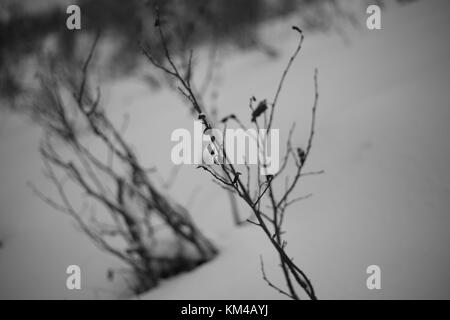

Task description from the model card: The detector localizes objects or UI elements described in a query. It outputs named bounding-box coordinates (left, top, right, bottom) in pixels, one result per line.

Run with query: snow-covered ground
left=1, top=0, right=450, bottom=299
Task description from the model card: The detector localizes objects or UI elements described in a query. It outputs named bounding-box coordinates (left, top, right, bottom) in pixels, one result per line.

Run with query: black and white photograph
left=0, top=0, right=449, bottom=305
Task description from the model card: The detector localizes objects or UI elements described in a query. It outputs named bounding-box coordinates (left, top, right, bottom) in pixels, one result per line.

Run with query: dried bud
left=292, top=26, right=302, bottom=34
left=251, top=100, right=268, bottom=122
left=297, top=148, right=306, bottom=164
left=232, top=172, right=242, bottom=185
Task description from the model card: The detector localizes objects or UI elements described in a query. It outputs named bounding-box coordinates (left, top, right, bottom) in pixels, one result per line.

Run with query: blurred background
left=1, top=0, right=450, bottom=299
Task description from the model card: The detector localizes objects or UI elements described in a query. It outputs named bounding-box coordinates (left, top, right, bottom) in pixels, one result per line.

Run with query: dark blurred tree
left=1, top=0, right=361, bottom=113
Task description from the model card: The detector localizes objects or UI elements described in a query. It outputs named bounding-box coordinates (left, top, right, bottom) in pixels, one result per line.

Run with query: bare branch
left=260, top=256, right=295, bottom=299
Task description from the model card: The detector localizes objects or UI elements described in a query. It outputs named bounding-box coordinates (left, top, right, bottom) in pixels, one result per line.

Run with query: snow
left=1, top=0, right=450, bottom=299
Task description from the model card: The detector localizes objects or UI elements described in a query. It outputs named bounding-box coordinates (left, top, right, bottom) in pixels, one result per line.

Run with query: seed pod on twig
left=297, top=147, right=306, bottom=165
left=251, top=100, right=268, bottom=122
